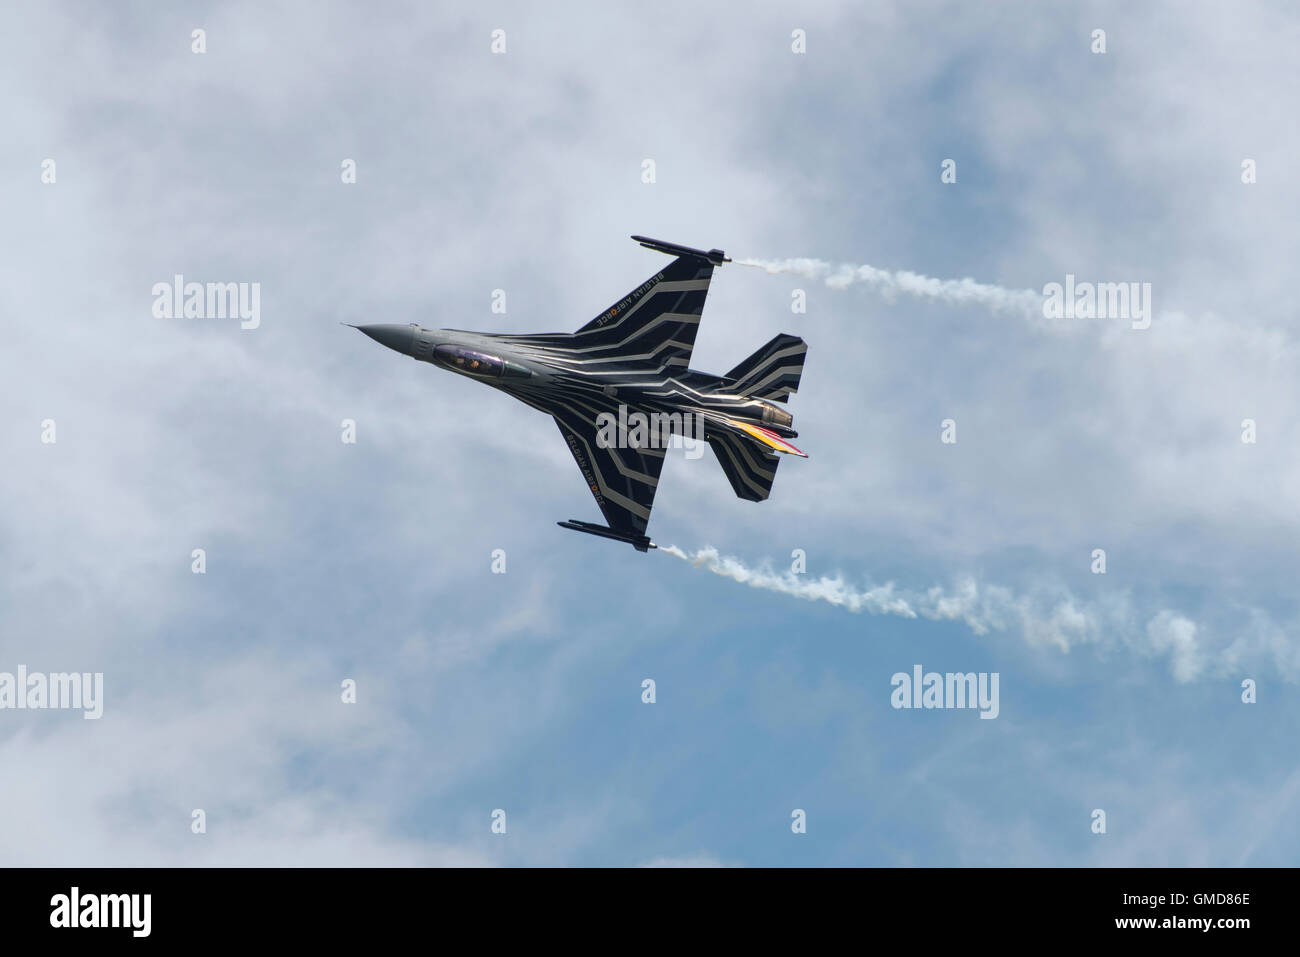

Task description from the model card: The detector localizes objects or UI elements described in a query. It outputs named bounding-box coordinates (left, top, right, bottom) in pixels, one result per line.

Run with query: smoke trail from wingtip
left=736, top=257, right=1043, bottom=320
left=659, top=544, right=1239, bottom=685
left=660, top=544, right=925, bottom=620
left=660, top=544, right=1032, bottom=636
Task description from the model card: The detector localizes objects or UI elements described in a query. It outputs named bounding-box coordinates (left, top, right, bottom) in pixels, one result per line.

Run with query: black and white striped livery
left=351, top=236, right=808, bottom=551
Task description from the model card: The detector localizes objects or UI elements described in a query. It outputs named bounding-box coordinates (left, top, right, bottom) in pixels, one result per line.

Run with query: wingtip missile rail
left=630, top=235, right=730, bottom=266
left=557, top=519, right=656, bottom=552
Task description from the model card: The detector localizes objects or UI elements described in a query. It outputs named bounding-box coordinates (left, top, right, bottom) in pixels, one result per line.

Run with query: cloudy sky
left=2, top=0, right=1296, bottom=866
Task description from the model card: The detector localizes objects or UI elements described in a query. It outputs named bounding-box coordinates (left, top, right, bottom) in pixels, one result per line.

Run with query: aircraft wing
left=499, top=254, right=716, bottom=374
left=549, top=395, right=666, bottom=543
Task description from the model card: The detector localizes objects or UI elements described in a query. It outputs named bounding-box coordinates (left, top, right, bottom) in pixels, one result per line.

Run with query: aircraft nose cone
left=355, top=323, right=417, bottom=355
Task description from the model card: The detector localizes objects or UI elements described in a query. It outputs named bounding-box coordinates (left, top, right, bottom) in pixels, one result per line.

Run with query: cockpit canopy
left=434, top=345, right=503, bottom=376
left=432, top=344, right=532, bottom=379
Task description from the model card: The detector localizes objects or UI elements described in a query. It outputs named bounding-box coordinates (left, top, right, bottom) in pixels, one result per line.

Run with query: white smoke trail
left=660, top=545, right=1086, bottom=642
left=737, top=257, right=1043, bottom=320
left=659, top=544, right=1226, bottom=683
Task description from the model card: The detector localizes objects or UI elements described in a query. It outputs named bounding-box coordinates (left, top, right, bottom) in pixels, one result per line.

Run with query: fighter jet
left=351, top=236, right=808, bottom=552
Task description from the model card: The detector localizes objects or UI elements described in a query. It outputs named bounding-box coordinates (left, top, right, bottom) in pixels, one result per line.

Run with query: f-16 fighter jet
left=351, top=236, right=807, bottom=551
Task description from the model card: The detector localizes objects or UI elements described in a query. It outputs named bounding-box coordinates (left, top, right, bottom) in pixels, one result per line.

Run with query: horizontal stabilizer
left=708, top=433, right=782, bottom=502
left=724, top=333, right=806, bottom=402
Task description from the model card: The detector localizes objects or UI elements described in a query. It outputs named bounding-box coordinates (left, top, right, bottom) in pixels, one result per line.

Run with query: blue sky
left=1, top=0, right=1297, bottom=865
